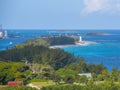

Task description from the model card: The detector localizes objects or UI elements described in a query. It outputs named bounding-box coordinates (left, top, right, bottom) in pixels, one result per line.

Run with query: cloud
left=82, top=0, right=120, bottom=14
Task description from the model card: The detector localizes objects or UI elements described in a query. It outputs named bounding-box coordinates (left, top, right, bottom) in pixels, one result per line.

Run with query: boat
left=9, top=42, right=13, bottom=45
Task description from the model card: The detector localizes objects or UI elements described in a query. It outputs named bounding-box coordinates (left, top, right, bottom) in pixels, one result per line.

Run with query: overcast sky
left=0, top=0, right=120, bottom=29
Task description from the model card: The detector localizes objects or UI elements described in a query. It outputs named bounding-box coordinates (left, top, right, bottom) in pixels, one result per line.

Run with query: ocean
left=0, top=30, right=120, bottom=70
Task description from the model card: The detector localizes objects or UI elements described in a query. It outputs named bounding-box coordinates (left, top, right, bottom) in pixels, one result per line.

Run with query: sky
left=0, top=0, right=120, bottom=29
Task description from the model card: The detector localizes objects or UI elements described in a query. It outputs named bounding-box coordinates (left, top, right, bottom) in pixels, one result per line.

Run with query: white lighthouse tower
left=76, top=35, right=96, bottom=45
left=79, top=36, right=82, bottom=42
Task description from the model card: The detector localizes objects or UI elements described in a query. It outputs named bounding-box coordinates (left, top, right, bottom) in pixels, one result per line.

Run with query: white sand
left=49, top=45, right=75, bottom=49
left=49, top=41, right=97, bottom=49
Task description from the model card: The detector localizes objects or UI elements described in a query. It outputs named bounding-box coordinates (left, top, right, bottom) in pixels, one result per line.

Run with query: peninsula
left=49, top=36, right=97, bottom=49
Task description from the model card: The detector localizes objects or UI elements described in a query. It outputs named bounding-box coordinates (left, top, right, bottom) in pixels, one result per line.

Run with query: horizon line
left=2, top=29, right=120, bottom=30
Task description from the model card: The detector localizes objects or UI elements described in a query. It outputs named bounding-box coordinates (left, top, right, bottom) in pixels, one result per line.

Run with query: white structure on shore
left=0, top=30, right=8, bottom=39
left=0, top=25, right=2, bottom=38
left=75, top=36, right=96, bottom=46
left=0, top=31, right=3, bottom=38
left=4, top=30, right=8, bottom=38
left=79, top=36, right=82, bottom=42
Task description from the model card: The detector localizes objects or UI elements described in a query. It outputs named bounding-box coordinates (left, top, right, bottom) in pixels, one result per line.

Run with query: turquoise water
left=0, top=30, right=120, bottom=70
left=63, top=42, right=120, bottom=70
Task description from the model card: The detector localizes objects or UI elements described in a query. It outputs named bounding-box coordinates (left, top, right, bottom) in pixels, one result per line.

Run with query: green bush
left=41, top=84, right=120, bottom=90
left=29, top=79, right=48, bottom=82
left=2, top=86, right=37, bottom=90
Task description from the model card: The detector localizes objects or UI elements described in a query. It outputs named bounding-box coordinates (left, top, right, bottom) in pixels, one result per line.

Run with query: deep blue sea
left=0, top=30, right=120, bottom=70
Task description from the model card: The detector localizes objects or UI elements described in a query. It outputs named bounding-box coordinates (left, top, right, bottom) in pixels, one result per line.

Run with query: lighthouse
left=79, top=36, right=82, bottom=42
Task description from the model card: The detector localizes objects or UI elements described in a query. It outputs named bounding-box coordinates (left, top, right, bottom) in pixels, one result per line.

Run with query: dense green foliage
left=55, top=60, right=107, bottom=84
left=0, top=61, right=31, bottom=85
left=14, top=36, right=76, bottom=47
left=63, top=59, right=106, bottom=74
left=1, top=86, right=37, bottom=90
left=0, top=45, right=75, bottom=70
left=24, top=38, right=49, bottom=47
left=41, top=84, right=120, bottom=90
left=45, top=36, right=75, bottom=45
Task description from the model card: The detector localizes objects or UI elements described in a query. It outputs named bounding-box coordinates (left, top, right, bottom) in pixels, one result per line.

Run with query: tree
left=53, top=74, right=61, bottom=85
left=111, top=67, right=120, bottom=82
left=64, top=75, right=74, bottom=84
left=102, top=69, right=108, bottom=76
left=0, top=62, right=30, bottom=85
left=79, top=76, right=88, bottom=85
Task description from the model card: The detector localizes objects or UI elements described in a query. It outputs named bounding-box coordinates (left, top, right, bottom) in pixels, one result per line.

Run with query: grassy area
left=1, top=86, right=37, bottom=90
left=30, top=80, right=55, bottom=89
left=29, top=79, right=48, bottom=82
left=0, top=81, right=55, bottom=90
left=1, top=81, right=120, bottom=90
left=0, top=85, right=7, bottom=88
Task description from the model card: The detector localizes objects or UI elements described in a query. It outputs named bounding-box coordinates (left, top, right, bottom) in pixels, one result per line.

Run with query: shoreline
left=49, top=41, right=97, bottom=49
left=49, top=44, right=76, bottom=49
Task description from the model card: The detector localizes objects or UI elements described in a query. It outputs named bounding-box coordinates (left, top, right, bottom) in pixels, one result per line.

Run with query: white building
left=78, top=73, right=92, bottom=78
left=79, top=36, right=82, bottom=42
left=0, top=31, right=3, bottom=38
left=4, top=30, right=8, bottom=38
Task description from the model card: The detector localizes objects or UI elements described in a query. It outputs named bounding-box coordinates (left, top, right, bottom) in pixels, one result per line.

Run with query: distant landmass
left=86, top=32, right=110, bottom=36
left=8, top=34, right=22, bottom=38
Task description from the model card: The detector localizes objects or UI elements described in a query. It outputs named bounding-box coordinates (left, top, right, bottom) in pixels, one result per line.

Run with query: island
left=86, top=32, right=110, bottom=36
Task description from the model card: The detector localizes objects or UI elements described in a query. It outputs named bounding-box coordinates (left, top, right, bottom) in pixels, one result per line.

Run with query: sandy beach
left=49, top=41, right=97, bottom=49
left=49, top=45, right=76, bottom=49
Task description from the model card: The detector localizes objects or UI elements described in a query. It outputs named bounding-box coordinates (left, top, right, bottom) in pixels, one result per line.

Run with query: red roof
left=8, top=81, right=24, bottom=86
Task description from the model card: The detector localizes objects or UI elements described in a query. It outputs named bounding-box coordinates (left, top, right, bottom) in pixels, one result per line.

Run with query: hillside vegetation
left=0, top=45, right=75, bottom=70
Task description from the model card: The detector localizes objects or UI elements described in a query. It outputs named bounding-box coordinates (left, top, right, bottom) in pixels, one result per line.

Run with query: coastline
left=49, top=41, right=97, bottom=49
left=49, top=44, right=76, bottom=49
left=75, top=41, right=97, bottom=45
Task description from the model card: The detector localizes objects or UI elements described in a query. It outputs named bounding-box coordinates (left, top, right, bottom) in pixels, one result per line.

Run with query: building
left=0, top=31, right=3, bottom=38
left=0, top=25, right=3, bottom=39
left=79, top=36, right=82, bottom=42
left=78, top=73, right=92, bottom=78
left=4, top=30, right=8, bottom=38
left=7, top=81, right=24, bottom=86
